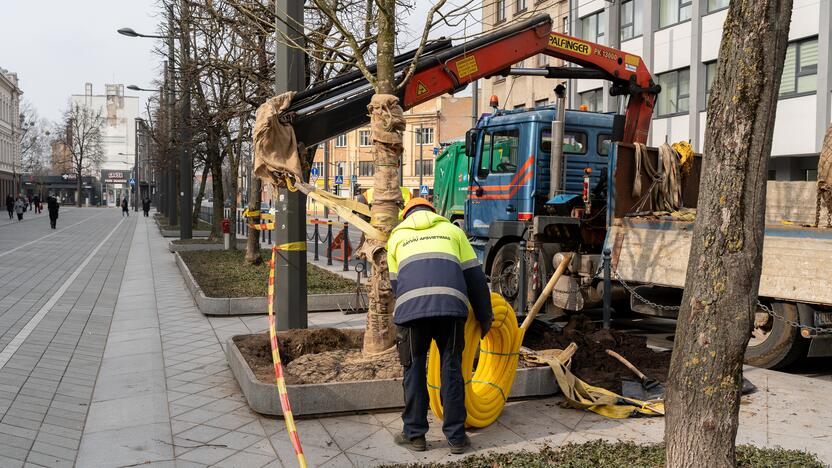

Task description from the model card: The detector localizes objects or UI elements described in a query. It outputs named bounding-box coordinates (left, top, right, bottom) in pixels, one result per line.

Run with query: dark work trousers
left=396, top=316, right=467, bottom=443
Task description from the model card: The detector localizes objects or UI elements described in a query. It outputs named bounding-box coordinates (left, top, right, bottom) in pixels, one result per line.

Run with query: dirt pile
left=522, top=315, right=671, bottom=393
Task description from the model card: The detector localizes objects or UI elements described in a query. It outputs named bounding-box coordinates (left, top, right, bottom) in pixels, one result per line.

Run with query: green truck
left=433, top=141, right=470, bottom=227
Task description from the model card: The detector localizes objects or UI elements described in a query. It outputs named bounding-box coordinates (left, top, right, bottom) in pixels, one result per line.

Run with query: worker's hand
left=480, top=320, right=492, bottom=339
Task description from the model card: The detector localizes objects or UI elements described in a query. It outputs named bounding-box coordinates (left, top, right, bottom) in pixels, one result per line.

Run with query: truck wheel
left=490, top=243, right=522, bottom=314
left=745, top=302, right=809, bottom=369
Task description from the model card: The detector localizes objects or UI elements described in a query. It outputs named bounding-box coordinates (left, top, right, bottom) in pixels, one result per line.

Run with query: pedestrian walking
left=33, top=195, right=41, bottom=214
left=47, top=194, right=59, bottom=229
left=27, top=195, right=32, bottom=212
left=142, top=196, right=151, bottom=217
left=121, top=198, right=129, bottom=217
left=5, top=194, right=13, bottom=220
left=14, top=196, right=26, bottom=222
left=387, top=198, right=493, bottom=455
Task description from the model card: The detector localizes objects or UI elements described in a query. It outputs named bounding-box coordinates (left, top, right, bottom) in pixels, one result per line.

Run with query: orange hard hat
left=402, top=197, right=435, bottom=218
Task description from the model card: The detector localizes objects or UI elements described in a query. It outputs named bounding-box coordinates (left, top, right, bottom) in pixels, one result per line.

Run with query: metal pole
left=418, top=124, right=423, bottom=189
left=471, top=79, right=479, bottom=127
left=313, top=222, right=319, bottom=261
left=274, top=0, right=307, bottom=330
left=603, top=247, right=612, bottom=330
left=179, top=0, right=193, bottom=239
left=323, top=140, right=330, bottom=218
left=342, top=223, right=350, bottom=272
left=134, top=118, right=139, bottom=211
left=518, top=239, right=527, bottom=316
left=327, top=223, right=333, bottom=266
left=167, top=5, right=178, bottom=227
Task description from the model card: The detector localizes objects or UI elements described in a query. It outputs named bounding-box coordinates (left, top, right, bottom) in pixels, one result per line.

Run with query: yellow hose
left=427, top=292, right=524, bottom=428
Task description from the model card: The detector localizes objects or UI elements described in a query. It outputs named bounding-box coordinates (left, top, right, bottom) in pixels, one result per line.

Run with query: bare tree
left=58, top=103, right=106, bottom=206
left=664, top=1, right=793, bottom=466
left=19, top=100, right=51, bottom=176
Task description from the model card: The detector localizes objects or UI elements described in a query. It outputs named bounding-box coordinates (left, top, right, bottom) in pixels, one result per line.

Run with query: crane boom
left=286, top=14, right=659, bottom=147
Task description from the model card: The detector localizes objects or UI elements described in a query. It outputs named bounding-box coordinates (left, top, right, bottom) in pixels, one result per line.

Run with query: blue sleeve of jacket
left=456, top=228, right=493, bottom=325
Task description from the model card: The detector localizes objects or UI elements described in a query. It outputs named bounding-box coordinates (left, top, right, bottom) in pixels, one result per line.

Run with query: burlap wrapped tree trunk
left=817, top=123, right=832, bottom=228
left=362, top=94, right=406, bottom=355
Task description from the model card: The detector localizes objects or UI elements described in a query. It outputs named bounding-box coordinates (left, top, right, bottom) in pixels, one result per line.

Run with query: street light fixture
left=117, top=28, right=169, bottom=40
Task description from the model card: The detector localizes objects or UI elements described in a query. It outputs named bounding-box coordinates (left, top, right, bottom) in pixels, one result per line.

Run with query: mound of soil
left=522, top=315, right=671, bottom=393
left=233, top=328, right=370, bottom=384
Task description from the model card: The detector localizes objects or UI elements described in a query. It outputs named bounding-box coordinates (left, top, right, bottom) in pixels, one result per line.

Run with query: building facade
left=480, top=0, right=827, bottom=181
left=480, top=1, right=570, bottom=111
left=0, top=67, right=22, bottom=197
left=309, top=95, right=472, bottom=197
left=70, top=83, right=140, bottom=204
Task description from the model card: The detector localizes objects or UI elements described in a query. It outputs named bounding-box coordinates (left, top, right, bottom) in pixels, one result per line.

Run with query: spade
left=606, top=349, right=663, bottom=392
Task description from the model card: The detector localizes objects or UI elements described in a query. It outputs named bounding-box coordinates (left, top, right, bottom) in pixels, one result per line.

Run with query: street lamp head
left=127, top=85, right=142, bottom=91
left=117, top=27, right=140, bottom=37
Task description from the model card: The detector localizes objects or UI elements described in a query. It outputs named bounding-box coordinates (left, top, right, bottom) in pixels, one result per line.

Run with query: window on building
left=336, top=162, right=345, bottom=177
left=514, top=103, right=526, bottom=110
left=496, top=0, right=506, bottom=23
left=579, top=88, right=604, bottom=112
left=768, top=170, right=776, bottom=181
left=359, top=130, right=371, bottom=147
left=708, top=0, right=729, bottom=13
left=659, top=0, right=692, bottom=28
left=780, top=37, right=818, bottom=97
left=358, top=161, right=374, bottom=177
left=704, top=61, right=717, bottom=102
left=312, top=162, right=324, bottom=176
left=479, top=129, right=520, bottom=177
left=656, top=68, right=690, bottom=116
left=515, top=0, right=527, bottom=13
left=536, top=53, right=548, bottom=67
left=806, top=169, right=818, bottom=182
left=563, top=17, right=569, bottom=35
left=534, top=98, right=549, bottom=108
left=415, top=160, right=434, bottom=177
left=334, top=134, right=347, bottom=147
left=415, top=127, right=434, bottom=145
left=581, top=10, right=605, bottom=45
left=620, top=0, right=643, bottom=41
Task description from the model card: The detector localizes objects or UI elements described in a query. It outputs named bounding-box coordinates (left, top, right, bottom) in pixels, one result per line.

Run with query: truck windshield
left=540, top=129, right=588, bottom=154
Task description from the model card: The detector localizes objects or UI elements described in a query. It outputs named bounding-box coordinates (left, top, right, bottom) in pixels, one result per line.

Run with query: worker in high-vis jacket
left=387, top=197, right=493, bottom=454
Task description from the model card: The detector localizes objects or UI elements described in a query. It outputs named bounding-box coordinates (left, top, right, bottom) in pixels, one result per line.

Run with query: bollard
left=343, top=223, right=350, bottom=272
left=326, top=223, right=333, bottom=266
left=222, top=218, right=231, bottom=250
left=603, top=248, right=612, bottom=330
left=518, top=239, right=527, bottom=316
left=313, top=221, right=320, bottom=261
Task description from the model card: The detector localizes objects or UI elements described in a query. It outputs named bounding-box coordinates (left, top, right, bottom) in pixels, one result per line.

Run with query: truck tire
left=745, top=302, right=809, bottom=369
left=490, top=243, right=522, bottom=314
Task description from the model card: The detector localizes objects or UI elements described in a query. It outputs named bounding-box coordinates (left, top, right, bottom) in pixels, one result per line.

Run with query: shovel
left=605, top=349, right=664, bottom=393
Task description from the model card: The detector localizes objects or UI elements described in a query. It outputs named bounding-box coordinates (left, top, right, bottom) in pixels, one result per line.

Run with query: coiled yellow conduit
left=427, top=255, right=571, bottom=428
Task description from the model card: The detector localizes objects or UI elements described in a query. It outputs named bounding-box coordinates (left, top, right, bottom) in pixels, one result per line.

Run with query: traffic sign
left=334, top=174, right=344, bottom=185
left=420, top=185, right=429, bottom=196
left=128, top=178, right=136, bottom=186
left=433, top=147, right=439, bottom=155
left=310, top=167, right=319, bottom=182
left=350, top=174, right=357, bottom=185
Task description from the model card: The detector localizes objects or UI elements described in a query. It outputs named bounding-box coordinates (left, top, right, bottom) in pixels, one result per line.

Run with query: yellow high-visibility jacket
left=387, top=210, right=492, bottom=325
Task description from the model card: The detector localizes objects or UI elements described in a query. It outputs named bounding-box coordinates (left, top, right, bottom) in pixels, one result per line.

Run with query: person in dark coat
left=121, top=198, right=129, bottom=217
left=47, top=194, right=59, bottom=229
left=5, top=195, right=13, bottom=220
left=33, top=195, right=41, bottom=214
left=142, top=196, right=151, bottom=217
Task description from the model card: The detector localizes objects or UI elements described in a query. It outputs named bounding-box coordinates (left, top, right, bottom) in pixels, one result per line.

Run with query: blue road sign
left=433, top=147, right=439, bottom=155
left=351, top=174, right=357, bottom=185
left=310, top=167, right=319, bottom=177
left=420, top=185, right=429, bottom=196
left=128, top=178, right=136, bottom=185
left=334, top=175, right=344, bottom=185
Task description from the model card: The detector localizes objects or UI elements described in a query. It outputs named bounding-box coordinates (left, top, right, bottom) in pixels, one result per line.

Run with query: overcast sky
left=1, top=1, right=481, bottom=123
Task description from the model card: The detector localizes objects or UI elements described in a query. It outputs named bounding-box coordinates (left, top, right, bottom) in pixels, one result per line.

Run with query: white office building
left=71, top=83, right=139, bottom=204
left=0, top=67, right=22, bottom=197
left=569, top=0, right=825, bottom=181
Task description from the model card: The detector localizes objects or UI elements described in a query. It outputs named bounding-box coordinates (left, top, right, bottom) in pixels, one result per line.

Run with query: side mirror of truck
left=465, top=128, right=480, bottom=159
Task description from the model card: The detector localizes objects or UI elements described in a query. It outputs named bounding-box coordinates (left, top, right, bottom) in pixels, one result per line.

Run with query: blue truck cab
left=463, top=106, right=618, bottom=311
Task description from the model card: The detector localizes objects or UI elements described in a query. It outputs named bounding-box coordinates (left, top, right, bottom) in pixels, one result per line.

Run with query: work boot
left=448, top=435, right=470, bottom=454
left=393, top=432, right=426, bottom=452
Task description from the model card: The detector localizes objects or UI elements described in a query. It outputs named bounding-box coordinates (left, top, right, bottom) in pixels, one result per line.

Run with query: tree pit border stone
left=225, top=335, right=560, bottom=417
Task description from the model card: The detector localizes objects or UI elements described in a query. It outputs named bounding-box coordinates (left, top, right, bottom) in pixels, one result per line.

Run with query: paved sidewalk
left=5, top=211, right=832, bottom=466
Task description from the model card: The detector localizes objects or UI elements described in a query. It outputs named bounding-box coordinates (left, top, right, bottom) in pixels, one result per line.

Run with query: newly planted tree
left=664, top=1, right=793, bottom=466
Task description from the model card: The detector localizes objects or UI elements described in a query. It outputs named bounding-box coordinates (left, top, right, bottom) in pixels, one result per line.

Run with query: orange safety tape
left=267, top=242, right=308, bottom=468
left=248, top=222, right=276, bottom=231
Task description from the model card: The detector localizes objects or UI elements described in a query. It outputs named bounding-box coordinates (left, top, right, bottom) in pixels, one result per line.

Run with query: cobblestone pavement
left=3, top=210, right=832, bottom=467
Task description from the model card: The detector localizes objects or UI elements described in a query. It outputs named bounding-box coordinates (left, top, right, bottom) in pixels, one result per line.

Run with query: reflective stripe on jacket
left=387, top=210, right=492, bottom=326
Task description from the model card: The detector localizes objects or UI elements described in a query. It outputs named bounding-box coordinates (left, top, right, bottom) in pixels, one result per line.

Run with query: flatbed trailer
left=602, top=144, right=832, bottom=368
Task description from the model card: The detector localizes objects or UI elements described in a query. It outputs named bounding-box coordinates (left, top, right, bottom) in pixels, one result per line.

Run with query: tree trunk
left=75, top=172, right=82, bottom=207
left=664, top=2, right=793, bottom=467
left=362, top=0, right=402, bottom=355
left=209, top=156, right=224, bottom=240
left=193, top=163, right=209, bottom=229
left=228, top=156, right=239, bottom=251
left=244, top=177, right=262, bottom=264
